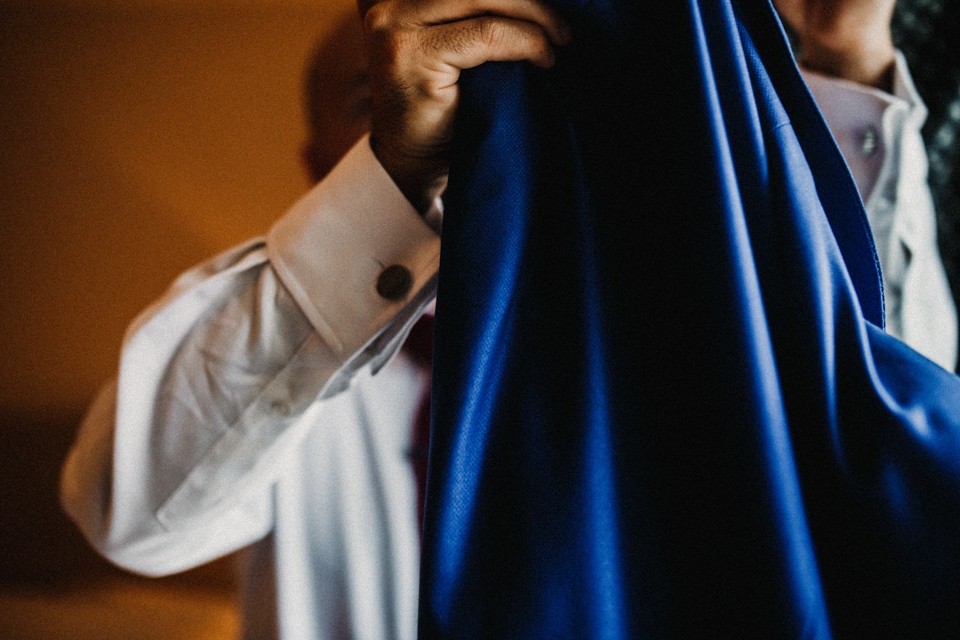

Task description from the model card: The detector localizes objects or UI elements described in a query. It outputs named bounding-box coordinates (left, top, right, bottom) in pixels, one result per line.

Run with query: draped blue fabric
left=421, top=0, right=960, bottom=637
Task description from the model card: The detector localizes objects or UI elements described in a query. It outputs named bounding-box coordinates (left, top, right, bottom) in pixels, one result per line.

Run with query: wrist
left=370, top=135, right=449, bottom=215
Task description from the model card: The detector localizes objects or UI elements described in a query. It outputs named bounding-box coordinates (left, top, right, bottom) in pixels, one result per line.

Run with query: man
left=775, top=0, right=956, bottom=367
left=61, top=2, right=955, bottom=639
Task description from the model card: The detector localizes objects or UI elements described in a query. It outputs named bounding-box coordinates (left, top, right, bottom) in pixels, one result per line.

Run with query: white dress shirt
left=62, top=137, right=439, bottom=640
left=61, top=57, right=957, bottom=640
left=802, top=53, right=958, bottom=370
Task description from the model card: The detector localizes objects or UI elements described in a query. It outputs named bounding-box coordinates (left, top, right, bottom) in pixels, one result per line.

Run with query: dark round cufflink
left=376, top=264, right=413, bottom=301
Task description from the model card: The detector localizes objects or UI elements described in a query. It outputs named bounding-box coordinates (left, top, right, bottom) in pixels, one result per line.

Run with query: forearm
left=61, top=243, right=308, bottom=575
left=61, top=136, right=441, bottom=575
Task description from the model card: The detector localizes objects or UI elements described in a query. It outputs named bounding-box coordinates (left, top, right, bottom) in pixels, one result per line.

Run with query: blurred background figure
left=778, top=0, right=960, bottom=367
left=776, top=0, right=957, bottom=369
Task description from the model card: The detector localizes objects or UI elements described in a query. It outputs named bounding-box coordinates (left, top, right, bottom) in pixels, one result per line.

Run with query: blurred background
left=0, top=0, right=349, bottom=636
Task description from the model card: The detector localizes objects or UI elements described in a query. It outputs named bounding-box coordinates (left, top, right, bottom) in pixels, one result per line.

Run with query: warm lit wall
left=0, top=0, right=353, bottom=589
left=0, top=0, right=352, bottom=417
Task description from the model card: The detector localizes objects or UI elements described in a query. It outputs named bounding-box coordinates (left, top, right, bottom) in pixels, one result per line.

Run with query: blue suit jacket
left=422, top=1, right=960, bottom=637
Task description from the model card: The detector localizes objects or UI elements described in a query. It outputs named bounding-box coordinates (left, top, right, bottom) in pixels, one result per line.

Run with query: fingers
left=363, top=0, right=572, bottom=47
left=420, top=15, right=561, bottom=72
left=413, top=0, right=571, bottom=46
left=357, top=0, right=572, bottom=212
left=364, top=0, right=571, bottom=82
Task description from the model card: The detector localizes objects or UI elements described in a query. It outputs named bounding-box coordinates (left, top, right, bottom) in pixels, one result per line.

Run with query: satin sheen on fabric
left=422, top=0, right=960, bottom=637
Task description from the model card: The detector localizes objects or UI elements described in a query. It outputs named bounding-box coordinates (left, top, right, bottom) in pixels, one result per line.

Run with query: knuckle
left=370, top=29, right=413, bottom=70
left=363, top=3, right=392, bottom=34
left=474, top=16, right=507, bottom=49
left=363, top=6, right=421, bottom=69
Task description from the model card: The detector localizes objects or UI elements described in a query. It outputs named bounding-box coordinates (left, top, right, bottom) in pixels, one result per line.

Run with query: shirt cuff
left=267, top=134, right=441, bottom=361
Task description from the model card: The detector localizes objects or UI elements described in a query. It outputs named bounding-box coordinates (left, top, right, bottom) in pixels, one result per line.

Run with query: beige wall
left=0, top=0, right=360, bottom=591
left=0, top=1, right=353, bottom=416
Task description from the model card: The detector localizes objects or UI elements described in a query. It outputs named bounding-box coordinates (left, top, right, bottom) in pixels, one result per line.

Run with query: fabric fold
left=421, top=0, right=960, bottom=637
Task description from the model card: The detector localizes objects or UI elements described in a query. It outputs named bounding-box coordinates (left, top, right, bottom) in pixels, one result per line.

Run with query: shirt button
left=860, top=126, right=879, bottom=156
left=376, top=265, right=413, bottom=301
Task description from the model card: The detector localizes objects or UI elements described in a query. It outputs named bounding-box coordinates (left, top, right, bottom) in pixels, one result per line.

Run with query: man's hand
left=358, top=0, right=571, bottom=213
left=775, top=0, right=897, bottom=91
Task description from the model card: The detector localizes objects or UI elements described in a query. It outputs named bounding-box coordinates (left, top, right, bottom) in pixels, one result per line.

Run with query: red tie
left=402, top=314, right=434, bottom=538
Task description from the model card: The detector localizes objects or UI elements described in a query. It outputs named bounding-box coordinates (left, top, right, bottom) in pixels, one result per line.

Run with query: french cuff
left=267, top=134, right=441, bottom=362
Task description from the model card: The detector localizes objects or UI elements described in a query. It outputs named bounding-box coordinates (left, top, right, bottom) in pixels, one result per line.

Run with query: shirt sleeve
left=800, top=53, right=958, bottom=371
left=60, top=135, right=441, bottom=576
